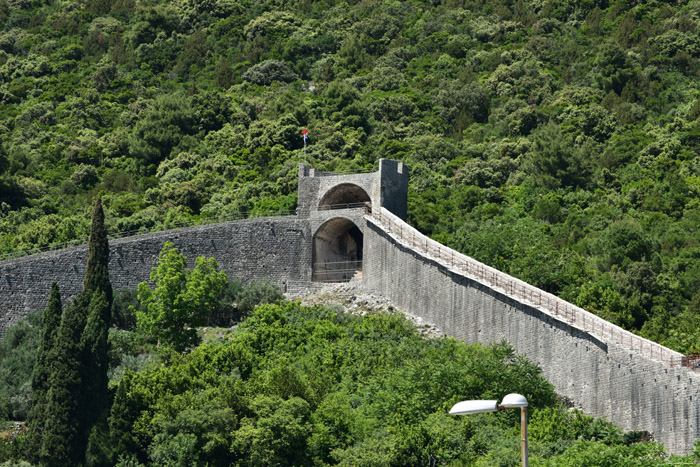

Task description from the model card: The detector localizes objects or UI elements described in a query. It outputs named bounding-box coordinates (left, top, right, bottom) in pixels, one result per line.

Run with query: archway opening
left=318, top=183, right=371, bottom=211
left=312, top=218, right=363, bottom=282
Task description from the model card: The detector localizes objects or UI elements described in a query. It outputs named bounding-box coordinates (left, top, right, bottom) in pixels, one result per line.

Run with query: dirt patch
left=287, top=282, right=444, bottom=339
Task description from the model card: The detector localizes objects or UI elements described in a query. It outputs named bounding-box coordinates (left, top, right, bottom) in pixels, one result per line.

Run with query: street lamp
left=449, top=393, right=529, bottom=467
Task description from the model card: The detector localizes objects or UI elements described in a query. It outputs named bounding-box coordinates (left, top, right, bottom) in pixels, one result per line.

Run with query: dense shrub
left=104, top=302, right=686, bottom=465
left=0, top=312, right=39, bottom=420
left=242, top=59, right=297, bottom=85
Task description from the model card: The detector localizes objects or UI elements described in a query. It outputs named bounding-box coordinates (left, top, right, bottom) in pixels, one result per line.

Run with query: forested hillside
left=2, top=0, right=700, bottom=352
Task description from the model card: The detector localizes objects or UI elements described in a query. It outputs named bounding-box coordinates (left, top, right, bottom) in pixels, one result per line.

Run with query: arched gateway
left=312, top=218, right=363, bottom=282
left=297, top=159, right=409, bottom=282
left=4, top=158, right=700, bottom=454
left=318, top=183, right=371, bottom=211
left=313, top=183, right=369, bottom=281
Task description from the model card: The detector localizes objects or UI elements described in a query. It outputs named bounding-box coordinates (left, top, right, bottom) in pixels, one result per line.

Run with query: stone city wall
left=362, top=207, right=699, bottom=455
left=1, top=159, right=698, bottom=455
left=0, top=216, right=311, bottom=332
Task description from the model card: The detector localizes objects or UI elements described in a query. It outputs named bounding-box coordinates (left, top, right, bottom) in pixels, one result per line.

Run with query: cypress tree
left=109, top=371, right=144, bottom=463
left=26, top=282, right=62, bottom=465
left=83, top=196, right=112, bottom=303
left=80, top=289, right=112, bottom=462
left=80, top=197, right=113, bottom=441
left=39, top=294, right=89, bottom=466
left=37, top=197, right=114, bottom=466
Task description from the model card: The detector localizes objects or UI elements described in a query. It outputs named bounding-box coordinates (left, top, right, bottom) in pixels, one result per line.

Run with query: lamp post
left=449, top=393, right=529, bottom=467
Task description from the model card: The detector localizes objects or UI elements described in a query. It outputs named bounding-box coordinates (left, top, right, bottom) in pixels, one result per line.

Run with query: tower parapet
left=296, top=159, right=409, bottom=220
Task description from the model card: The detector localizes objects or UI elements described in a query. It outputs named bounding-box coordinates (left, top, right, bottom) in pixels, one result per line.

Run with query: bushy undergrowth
left=0, top=299, right=696, bottom=464
left=0, top=312, right=39, bottom=421
left=0, top=275, right=283, bottom=425
left=106, top=302, right=695, bottom=465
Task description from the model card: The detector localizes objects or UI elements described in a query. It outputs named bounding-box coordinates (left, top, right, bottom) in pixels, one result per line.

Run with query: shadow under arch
left=312, top=217, right=363, bottom=282
left=318, top=183, right=371, bottom=210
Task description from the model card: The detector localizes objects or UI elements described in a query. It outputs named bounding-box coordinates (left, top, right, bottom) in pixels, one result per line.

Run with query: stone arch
left=318, top=183, right=371, bottom=210
left=312, top=217, right=363, bottom=282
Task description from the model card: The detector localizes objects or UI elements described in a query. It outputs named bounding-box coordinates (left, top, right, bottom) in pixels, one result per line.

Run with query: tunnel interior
left=312, top=218, right=363, bottom=282
left=318, top=183, right=371, bottom=210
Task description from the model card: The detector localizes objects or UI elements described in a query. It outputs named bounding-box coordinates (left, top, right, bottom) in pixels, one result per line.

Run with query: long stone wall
left=362, top=207, right=699, bottom=455
left=0, top=216, right=312, bottom=332
left=1, top=166, right=699, bottom=454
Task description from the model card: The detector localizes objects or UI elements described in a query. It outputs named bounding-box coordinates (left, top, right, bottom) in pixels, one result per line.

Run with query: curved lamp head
left=449, top=400, right=498, bottom=415
left=500, top=393, right=528, bottom=408
left=450, top=393, right=529, bottom=467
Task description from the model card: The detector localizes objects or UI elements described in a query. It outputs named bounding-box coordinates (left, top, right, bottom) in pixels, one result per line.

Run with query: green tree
left=236, top=278, right=284, bottom=316
left=26, top=282, right=62, bottom=464
left=83, top=197, right=112, bottom=303
left=593, top=43, right=635, bottom=95
left=136, top=241, right=227, bottom=351
left=231, top=395, right=312, bottom=466
left=80, top=199, right=113, bottom=415
left=39, top=295, right=90, bottom=466
left=214, top=57, right=234, bottom=88
left=524, top=122, right=591, bottom=189
left=241, top=59, right=298, bottom=85
left=174, top=29, right=211, bottom=77
left=36, top=198, right=113, bottom=466
left=0, top=311, right=41, bottom=423
left=109, top=372, right=145, bottom=464
left=129, top=94, right=197, bottom=165
left=80, top=287, right=113, bottom=465
left=0, top=142, right=8, bottom=176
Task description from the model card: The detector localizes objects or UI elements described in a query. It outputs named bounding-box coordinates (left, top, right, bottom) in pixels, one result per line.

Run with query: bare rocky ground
left=285, top=281, right=444, bottom=339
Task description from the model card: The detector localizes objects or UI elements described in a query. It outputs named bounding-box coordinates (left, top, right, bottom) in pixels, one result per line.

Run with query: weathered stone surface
left=297, top=158, right=408, bottom=220
left=0, top=216, right=312, bottom=330
left=0, top=159, right=410, bottom=328
left=362, top=208, right=700, bottom=455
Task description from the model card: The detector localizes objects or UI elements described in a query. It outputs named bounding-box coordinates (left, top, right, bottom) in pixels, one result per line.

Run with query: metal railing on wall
left=312, top=260, right=363, bottom=283
left=317, top=202, right=370, bottom=211
left=308, top=167, right=377, bottom=176
left=2, top=200, right=692, bottom=368
left=682, top=354, right=700, bottom=368
left=364, top=205, right=687, bottom=368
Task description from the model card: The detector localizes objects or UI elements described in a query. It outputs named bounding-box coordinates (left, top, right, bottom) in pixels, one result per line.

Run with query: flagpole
left=302, top=129, right=309, bottom=167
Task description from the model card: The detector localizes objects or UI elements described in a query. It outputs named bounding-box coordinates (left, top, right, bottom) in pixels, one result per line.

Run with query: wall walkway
left=363, top=207, right=699, bottom=455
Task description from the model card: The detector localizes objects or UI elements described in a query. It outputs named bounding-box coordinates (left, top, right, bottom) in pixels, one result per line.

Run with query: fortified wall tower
left=296, top=159, right=408, bottom=282
left=1, top=159, right=699, bottom=454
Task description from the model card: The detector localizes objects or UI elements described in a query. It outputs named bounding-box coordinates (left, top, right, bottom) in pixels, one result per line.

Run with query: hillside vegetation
left=103, top=302, right=696, bottom=466
left=2, top=0, right=700, bottom=352
left=4, top=299, right=698, bottom=465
